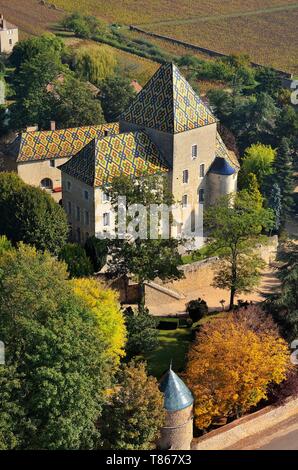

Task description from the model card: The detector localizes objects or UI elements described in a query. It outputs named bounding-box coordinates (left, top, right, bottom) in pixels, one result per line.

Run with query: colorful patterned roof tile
left=14, top=123, right=119, bottom=163
left=59, top=131, right=168, bottom=187
left=216, top=132, right=240, bottom=170
left=120, top=63, right=216, bottom=134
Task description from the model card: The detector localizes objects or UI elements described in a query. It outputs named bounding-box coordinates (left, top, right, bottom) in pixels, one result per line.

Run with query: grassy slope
left=146, top=328, right=192, bottom=378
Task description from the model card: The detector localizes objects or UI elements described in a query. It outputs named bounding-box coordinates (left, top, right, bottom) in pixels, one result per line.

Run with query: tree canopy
left=205, top=190, right=274, bottom=309
left=0, top=173, right=68, bottom=256
left=101, top=361, right=165, bottom=450
left=0, top=244, right=116, bottom=449
left=186, top=308, right=289, bottom=430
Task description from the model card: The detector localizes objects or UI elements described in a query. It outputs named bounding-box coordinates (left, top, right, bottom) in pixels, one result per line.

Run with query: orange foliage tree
left=186, top=311, right=290, bottom=430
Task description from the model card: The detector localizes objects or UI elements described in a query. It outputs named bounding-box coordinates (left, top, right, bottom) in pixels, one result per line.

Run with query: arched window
left=40, top=178, right=53, bottom=190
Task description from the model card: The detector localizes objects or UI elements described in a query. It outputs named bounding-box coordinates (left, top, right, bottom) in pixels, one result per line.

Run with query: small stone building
left=158, top=365, right=194, bottom=450
left=0, top=14, right=18, bottom=54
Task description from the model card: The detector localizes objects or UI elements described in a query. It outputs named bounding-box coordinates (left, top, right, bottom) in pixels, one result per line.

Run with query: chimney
left=26, top=125, right=39, bottom=132
left=50, top=121, right=56, bottom=131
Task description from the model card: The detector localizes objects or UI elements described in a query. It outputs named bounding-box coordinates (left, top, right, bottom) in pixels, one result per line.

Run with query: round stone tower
left=206, top=156, right=237, bottom=206
left=157, top=365, right=194, bottom=450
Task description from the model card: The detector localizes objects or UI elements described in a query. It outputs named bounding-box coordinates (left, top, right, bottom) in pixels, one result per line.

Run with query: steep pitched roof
left=216, top=132, right=240, bottom=170
left=159, top=366, right=194, bottom=412
left=120, top=63, right=216, bottom=134
left=59, top=131, right=168, bottom=187
left=14, top=123, right=119, bottom=163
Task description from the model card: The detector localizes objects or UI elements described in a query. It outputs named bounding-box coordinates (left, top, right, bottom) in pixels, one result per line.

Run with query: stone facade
left=158, top=404, right=194, bottom=450
left=0, top=14, right=18, bottom=54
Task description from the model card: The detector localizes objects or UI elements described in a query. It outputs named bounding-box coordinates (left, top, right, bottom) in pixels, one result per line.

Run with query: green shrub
left=186, top=298, right=208, bottom=323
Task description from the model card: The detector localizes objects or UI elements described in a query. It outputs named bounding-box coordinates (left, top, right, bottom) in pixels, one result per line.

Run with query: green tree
left=255, top=67, right=281, bottom=96
left=205, top=190, right=274, bottom=309
left=101, top=361, right=165, bottom=450
left=231, top=93, right=279, bottom=152
left=272, top=138, right=294, bottom=224
left=10, top=34, right=66, bottom=71
left=74, top=45, right=116, bottom=85
left=0, top=244, right=113, bottom=449
left=268, top=183, right=282, bottom=232
left=0, top=173, right=68, bottom=256
left=241, top=143, right=276, bottom=189
left=100, top=76, right=136, bottom=122
left=239, top=172, right=263, bottom=208
left=53, top=75, right=105, bottom=128
left=124, top=306, right=158, bottom=360
left=107, top=173, right=183, bottom=303
left=59, top=243, right=93, bottom=278
left=84, top=236, right=109, bottom=272
left=11, top=49, right=67, bottom=129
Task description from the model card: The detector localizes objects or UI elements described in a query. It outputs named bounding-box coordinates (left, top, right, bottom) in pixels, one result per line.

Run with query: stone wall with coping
left=192, top=396, right=298, bottom=450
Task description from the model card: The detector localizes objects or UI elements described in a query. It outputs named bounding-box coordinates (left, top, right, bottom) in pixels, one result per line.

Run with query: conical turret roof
left=160, top=365, right=194, bottom=412
left=208, top=156, right=235, bottom=176
left=120, top=63, right=216, bottom=134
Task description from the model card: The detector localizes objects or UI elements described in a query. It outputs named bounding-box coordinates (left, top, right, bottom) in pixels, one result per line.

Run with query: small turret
left=157, top=364, right=194, bottom=450
left=206, top=156, right=237, bottom=205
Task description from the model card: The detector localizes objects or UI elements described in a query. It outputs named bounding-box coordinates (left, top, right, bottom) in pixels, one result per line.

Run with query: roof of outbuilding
left=120, top=63, right=216, bottom=134
left=159, top=366, right=194, bottom=412
left=13, top=123, right=119, bottom=163
left=59, top=131, right=168, bottom=187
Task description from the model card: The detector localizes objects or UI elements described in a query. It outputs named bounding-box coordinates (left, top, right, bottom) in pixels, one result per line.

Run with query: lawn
left=145, top=326, right=192, bottom=379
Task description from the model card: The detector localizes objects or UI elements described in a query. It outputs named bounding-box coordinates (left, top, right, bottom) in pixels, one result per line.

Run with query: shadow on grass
left=145, top=328, right=192, bottom=379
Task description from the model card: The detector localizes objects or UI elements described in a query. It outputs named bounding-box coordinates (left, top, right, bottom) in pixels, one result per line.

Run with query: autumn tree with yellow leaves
left=71, top=278, right=126, bottom=368
left=186, top=309, right=290, bottom=430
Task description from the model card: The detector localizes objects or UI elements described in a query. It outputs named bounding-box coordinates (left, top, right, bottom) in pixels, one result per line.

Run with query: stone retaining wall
left=192, top=396, right=298, bottom=450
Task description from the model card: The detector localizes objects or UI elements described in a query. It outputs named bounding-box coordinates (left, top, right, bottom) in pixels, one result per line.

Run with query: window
left=40, top=178, right=53, bottom=190
left=76, top=206, right=80, bottom=222
left=67, top=201, right=71, bottom=215
left=84, top=190, right=89, bottom=201
left=76, top=228, right=81, bottom=243
left=182, top=194, right=188, bottom=208
left=182, top=169, right=189, bottom=184
left=199, top=164, right=205, bottom=178
left=191, top=144, right=198, bottom=159
left=9, top=39, right=12, bottom=46
left=67, top=181, right=71, bottom=192
left=102, top=192, right=110, bottom=202
left=199, top=189, right=205, bottom=204
left=84, top=211, right=90, bottom=226
left=103, top=212, right=110, bottom=227
left=50, top=159, right=55, bottom=168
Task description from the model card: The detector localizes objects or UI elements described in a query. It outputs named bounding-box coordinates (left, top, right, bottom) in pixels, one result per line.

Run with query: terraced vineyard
left=0, top=0, right=297, bottom=72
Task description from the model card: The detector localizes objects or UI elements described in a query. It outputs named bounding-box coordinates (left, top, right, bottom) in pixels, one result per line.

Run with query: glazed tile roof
left=216, top=132, right=240, bottom=170
left=59, top=131, right=168, bottom=187
left=14, top=123, right=119, bottom=163
left=159, top=367, right=194, bottom=412
left=120, top=63, right=216, bottom=134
